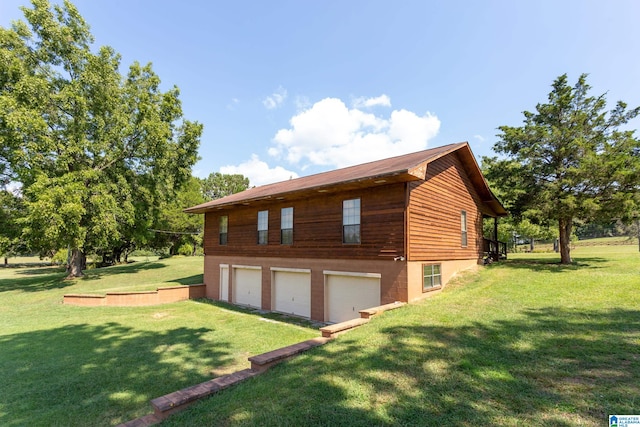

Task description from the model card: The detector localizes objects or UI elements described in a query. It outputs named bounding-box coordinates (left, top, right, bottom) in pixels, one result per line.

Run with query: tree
left=484, top=74, right=640, bottom=264
left=150, top=176, right=206, bottom=256
left=0, top=0, right=201, bottom=277
left=0, top=189, right=26, bottom=266
left=615, top=218, right=640, bottom=252
left=149, top=173, right=249, bottom=256
left=201, top=172, right=249, bottom=200
left=0, top=153, right=11, bottom=189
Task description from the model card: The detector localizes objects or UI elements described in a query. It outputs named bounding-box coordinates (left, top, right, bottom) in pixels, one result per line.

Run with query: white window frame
left=257, top=210, right=268, bottom=245
left=219, top=215, right=228, bottom=245
left=342, top=198, right=361, bottom=244
left=461, top=210, right=468, bottom=247
left=280, top=207, right=293, bottom=245
left=423, top=264, right=442, bottom=291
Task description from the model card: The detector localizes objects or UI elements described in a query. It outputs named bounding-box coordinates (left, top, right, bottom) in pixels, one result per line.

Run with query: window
left=342, top=198, right=361, bottom=244
left=219, top=216, right=228, bottom=245
left=281, top=207, right=293, bottom=245
left=461, top=210, right=468, bottom=247
left=257, top=210, right=268, bottom=245
left=423, top=264, right=442, bottom=291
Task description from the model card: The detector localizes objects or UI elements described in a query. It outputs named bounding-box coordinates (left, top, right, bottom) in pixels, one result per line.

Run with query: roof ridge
left=263, top=141, right=466, bottom=187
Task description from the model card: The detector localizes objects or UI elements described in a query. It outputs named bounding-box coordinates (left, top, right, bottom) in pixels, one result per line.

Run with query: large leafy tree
left=0, top=189, right=26, bottom=266
left=150, top=176, right=206, bottom=256
left=149, top=173, right=249, bottom=255
left=0, top=0, right=201, bottom=276
left=484, top=74, right=640, bottom=264
left=201, top=172, right=249, bottom=200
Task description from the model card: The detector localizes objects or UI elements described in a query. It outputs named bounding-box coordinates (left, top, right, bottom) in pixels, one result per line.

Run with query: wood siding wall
left=203, top=184, right=406, bottom=260
left=407, top=152, right=484, bottom=261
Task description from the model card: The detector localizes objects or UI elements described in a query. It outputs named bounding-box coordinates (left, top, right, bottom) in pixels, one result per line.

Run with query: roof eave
left=184, top=169, right=421, bottom=214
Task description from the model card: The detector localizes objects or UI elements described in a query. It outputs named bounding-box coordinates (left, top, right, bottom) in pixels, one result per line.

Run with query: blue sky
left=2, top=0, right=640, bottom=186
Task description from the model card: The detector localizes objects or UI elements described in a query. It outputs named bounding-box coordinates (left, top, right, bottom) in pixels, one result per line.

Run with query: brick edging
left=117, top=301, right=407, bottom=426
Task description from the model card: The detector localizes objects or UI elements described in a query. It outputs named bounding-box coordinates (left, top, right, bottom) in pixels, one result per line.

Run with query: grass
left=515, top=235, right=638, bottom=253
left=572, top=236, right=638, bottom=247
left=0, top=257, right=317, bottom=426
left=2, top=247, right=638, bottom=426
left=161, top=245, right=640, bottom=427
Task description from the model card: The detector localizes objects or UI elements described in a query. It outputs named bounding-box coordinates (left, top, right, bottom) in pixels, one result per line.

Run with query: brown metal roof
left=185, top=142, right=507, bottom=216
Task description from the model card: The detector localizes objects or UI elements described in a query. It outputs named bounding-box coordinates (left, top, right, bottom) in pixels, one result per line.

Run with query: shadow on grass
left=492, top=256, right=608, bottom=272
left=0, top=262, right=172, bottom=293
left=164, top=307, right=640, bottom=426
left=14, top=266, right=66, bottom=276
left=3, top=262, right=55, bottom=269
left=0, top=322, right=231, bottom=426
left=0, top=268, right=70, bottom=293
left=81, top=261, right=167, bottom=281
left=170, top=274, right=204, bottom=286
left=195, top=298, right=322, bottom=330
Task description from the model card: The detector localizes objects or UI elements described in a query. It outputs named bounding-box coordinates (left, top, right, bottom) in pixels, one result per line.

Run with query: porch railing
left=483, top=238, right=507, bottom=261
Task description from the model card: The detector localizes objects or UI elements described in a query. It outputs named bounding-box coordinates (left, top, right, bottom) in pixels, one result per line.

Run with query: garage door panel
left=234, top=267, right=261, bottom=308
left=326, top=274, right=380, bottom=323
left=273, top=271, right=311, bottom=318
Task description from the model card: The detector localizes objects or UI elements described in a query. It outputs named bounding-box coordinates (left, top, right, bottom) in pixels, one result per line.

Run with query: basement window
left=423, top=264, right=442, bottom=292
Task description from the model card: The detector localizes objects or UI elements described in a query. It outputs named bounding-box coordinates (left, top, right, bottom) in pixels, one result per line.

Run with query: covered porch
left=483, top=215, right=507, bottom=263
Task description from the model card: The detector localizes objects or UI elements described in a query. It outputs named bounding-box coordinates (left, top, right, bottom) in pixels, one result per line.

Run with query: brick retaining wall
left=64, top=284, right=206, bottom=307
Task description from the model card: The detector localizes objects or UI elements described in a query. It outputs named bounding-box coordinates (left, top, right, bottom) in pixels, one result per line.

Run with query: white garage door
left=233, top=266, right=262, bottom=309
left=272, top=269, right=311, bottom=318
left=220, top=265, right=229, bottom=302
left=325, top=272, right=381, bottom=323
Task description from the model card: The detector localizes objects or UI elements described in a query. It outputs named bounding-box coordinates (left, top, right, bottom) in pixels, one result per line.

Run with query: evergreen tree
left=484, top=74, right=640, bottom=263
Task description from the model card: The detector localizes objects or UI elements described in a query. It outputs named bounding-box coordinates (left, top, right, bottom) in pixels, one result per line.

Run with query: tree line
left=1, top=167, right=248, bottom=272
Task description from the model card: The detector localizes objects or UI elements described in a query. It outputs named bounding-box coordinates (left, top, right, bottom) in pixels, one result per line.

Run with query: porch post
left=493, top=217, right=499, bottom=261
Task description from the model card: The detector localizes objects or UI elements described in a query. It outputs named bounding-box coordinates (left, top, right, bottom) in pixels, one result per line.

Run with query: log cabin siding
left=407, top=152, right=484, bottom=261
left=193, top=144, right=508, bottom=320
left=204, top=184, right=406, bottom=260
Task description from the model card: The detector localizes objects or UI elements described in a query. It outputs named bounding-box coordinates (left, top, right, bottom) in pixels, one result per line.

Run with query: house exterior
left=185, top=142, right=507, bottom=323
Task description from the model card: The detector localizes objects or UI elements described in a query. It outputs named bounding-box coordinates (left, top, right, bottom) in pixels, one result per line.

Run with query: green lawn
left=0, top=257, right=317, bottom=426
left=2, top=248, right=639, bottom=426
left=162, top=246, right=640, bottom=427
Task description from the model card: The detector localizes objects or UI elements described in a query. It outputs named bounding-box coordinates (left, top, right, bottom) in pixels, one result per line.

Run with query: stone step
left=319, top=317, right=370, bottom=338
left=248, top=337, right=331, bottom=372
left=359, top=301, right=406, bottom=319
left=151, top=368, right=259, bottom=419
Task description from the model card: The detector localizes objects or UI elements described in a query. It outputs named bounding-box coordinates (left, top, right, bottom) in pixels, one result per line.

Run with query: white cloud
left=352, top=94, right=392, bottom=108
left=262, top=86, right=288, bottom=110
left=294, top=95, right=311, bottom=111
left=220, top=154, right=299, bottom=187
left=270, top=97, right=440, bottom=169
left=473, top=134, right=486, bottom=142
left=226, top=97, right=240, bottom=110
